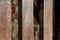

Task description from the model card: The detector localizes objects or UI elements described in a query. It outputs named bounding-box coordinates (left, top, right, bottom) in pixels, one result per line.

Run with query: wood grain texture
left=0, top=0, right=12, bottom=40
left=44, top=0, right=53, bottom=40
left=22, top=0, right=34, bottom=40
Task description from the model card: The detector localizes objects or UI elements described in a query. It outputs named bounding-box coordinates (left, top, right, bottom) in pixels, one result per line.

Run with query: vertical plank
left=0, top=0, right=12, bottom=40
left=44, top=0, right=53, bottom=40
left=22, top=0, right=34, bottom=40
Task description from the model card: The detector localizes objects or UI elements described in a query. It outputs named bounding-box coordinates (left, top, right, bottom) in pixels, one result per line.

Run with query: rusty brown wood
left=44, top=0, right=53, bottom=40
left=0, top=0, right=12, bottom=40
left=22, top=0, right=34, bottom=40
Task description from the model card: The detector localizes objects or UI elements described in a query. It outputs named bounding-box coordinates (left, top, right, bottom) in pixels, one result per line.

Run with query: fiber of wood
left=0, top=0, right=12, bottom=40
left=22, top=0, right=34, bottom=40
left=44, top=0, right=53, bottom=40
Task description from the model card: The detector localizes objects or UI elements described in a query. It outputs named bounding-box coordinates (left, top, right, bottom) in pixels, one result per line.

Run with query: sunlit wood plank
left=44, top=0, right=53, bottom=40
left=0, top=0, right=12, bottom=40
left=22, top=0, right=34, bottom=40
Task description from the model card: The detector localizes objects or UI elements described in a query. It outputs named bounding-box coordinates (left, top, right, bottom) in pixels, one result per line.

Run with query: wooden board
left=0, top=0, right=12, bottom=40
left=22, top=0, right=34, bottom=40
left=44, top=0, right=53, bottom=40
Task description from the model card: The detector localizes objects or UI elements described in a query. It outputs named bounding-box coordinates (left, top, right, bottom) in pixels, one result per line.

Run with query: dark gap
left=53, top=0, right=60, bottom=40
left=39, top=0, right=44, bottom=40
left=18, top=0, right=22, bottom=40
left=53, top=0, right=55, bottom=40
left=53, top=0, right=56, bottom=40
left=34, top=0, right=43, bottom=40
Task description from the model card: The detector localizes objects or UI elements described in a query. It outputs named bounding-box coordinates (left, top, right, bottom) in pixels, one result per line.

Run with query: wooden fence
left=0, top=0, right=53, bottom=40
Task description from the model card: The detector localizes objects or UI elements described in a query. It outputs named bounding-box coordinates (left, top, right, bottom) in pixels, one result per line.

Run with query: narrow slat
left=22, top=0, right=34, bottom=40
left=0, top=0, right=12, bottom=40
left=44, top=0, right=53, bottom=40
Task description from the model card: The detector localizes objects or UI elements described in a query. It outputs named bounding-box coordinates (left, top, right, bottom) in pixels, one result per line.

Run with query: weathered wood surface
left=0, top=0, right=12, bottom=40
left=22, top=0, right=34, bottom=40
left=44, top=0, right=53, bottom=40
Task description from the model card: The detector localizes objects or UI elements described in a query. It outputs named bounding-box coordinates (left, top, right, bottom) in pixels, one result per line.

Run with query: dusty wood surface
left=0, top=0, right=12, bottom=40
left=22, top=0, right=34, bottom=40
left=44, top=0, right=53, bottom=40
